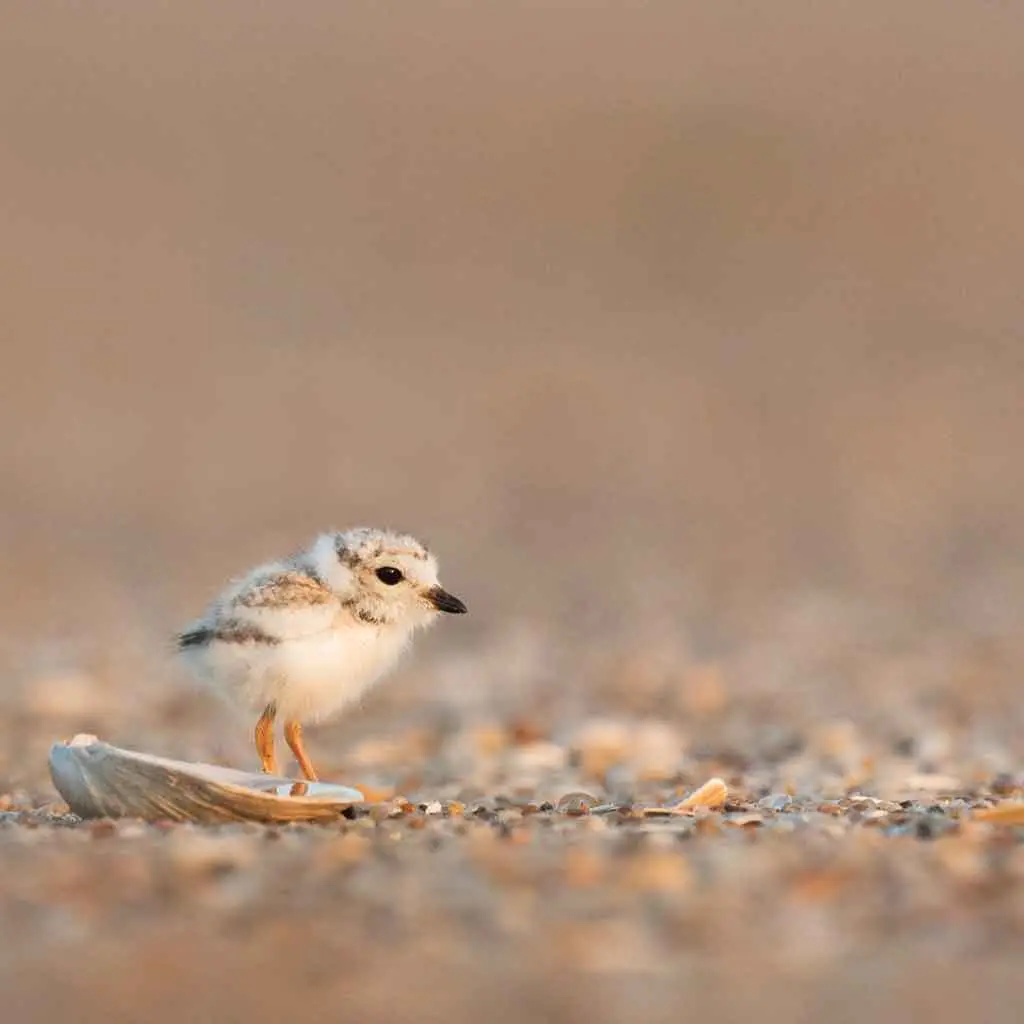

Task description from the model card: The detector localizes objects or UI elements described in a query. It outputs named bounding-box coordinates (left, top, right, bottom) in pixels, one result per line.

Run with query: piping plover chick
left=176, top=527, right=466, bottom=781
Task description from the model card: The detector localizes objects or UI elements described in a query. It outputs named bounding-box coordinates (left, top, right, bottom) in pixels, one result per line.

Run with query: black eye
left=375, top=566, right=404, bottom=586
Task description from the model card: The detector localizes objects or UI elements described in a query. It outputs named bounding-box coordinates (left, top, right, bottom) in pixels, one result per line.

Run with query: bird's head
left=309, top=527, right=467, bottom=628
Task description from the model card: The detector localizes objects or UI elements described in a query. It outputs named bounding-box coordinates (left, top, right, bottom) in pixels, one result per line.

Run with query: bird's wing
left=219, top=566, right=339, bottom=640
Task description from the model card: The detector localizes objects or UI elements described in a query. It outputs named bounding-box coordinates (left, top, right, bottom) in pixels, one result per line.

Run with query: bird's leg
left=255, top=702, right=278, bottom=775
left=284, top=719, right=319, bottom=782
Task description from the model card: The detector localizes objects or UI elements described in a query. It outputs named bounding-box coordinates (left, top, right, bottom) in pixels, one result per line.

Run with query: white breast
left=183, top=622, right=413, bottom=723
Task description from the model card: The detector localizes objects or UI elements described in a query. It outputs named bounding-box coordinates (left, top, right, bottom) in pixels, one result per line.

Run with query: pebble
left=758, top=794, right=793, bottom=811
left=1, top=654, right=1019, bottom=1015
left=556, top=792, right=598, bottom=816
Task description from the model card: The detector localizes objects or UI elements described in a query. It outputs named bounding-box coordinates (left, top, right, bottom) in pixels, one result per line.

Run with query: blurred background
left=1, top=4, right=1023, bottom=1019
left=2, top=2, right=1021, bottom=757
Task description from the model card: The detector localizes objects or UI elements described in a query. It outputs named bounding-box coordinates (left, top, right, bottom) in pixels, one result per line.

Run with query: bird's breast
left=276, top=623, right=413, bottom=720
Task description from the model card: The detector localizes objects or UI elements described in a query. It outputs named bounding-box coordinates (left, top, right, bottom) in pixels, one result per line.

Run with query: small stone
left=556, top=792, right=598, bottom=816
left=725, top=814, right=764, bottom=828
left=758, top=793, right=792, bottom=812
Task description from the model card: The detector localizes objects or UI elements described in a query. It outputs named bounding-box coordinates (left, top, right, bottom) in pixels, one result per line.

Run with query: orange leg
left=255, top=703, right=278, bottom=775
left=284, top=719, right=319, bottom=782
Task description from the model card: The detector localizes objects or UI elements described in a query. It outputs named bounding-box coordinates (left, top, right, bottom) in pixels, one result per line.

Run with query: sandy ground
left=1, top=5, right=1023, bottom=1021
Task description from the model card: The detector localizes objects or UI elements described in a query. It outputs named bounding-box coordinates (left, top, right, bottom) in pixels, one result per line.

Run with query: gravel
left=1, top=673, right=1022, bottom=1023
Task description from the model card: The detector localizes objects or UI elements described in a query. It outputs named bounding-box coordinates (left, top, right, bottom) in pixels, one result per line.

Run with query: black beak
left=428, top=587, right=467, bottom=614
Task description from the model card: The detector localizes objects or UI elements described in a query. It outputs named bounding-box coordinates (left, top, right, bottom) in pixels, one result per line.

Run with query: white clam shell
left=49, top=735, right=363, bottom=824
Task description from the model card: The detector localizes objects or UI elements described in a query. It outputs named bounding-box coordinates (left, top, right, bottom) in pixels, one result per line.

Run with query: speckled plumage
left=176, top=528, right=466, bottom=778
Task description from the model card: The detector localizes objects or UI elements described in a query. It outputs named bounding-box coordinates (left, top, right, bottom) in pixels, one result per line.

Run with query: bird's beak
left=428, top=587, right=467, bottom=614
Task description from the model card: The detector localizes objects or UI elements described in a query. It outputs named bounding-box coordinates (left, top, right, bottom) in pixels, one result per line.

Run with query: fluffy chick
left=176, top=527, right=466, bottom=780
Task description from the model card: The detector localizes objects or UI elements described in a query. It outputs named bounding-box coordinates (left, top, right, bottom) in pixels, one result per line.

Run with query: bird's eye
left=375, top=566, right=404, bottom=586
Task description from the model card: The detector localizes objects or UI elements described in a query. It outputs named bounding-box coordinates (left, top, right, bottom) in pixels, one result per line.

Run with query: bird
left=175, top=527, right=466, bottom=782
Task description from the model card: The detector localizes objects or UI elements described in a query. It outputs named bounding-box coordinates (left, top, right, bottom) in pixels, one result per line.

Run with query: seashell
left=670, top=776, right=728, bottom=812
left=48, top=735, right=363, bottom=824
